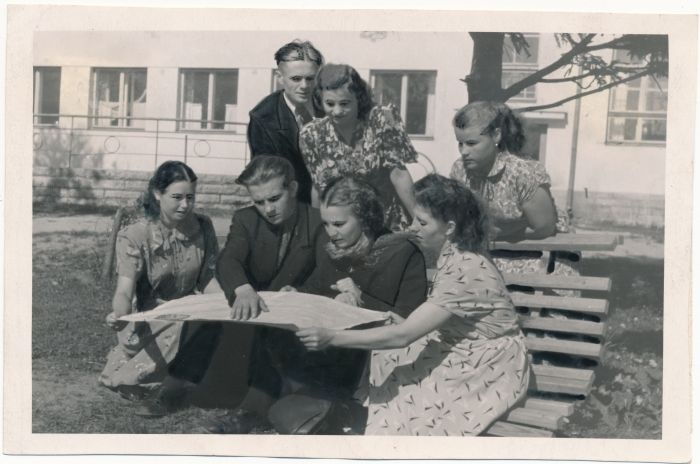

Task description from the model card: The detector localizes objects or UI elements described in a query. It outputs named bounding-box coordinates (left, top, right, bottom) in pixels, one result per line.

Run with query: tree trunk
left=467, top=33, right=506, bottom=103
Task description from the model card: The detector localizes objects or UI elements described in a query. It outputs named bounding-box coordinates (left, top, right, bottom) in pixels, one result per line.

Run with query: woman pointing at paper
left=297, top=174, right=530, bottom=436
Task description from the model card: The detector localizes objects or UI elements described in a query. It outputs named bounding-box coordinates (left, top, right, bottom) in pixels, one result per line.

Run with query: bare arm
left=496, top=186, right=557, bottom=241
left=106, top=275, right=136, bottom=331
left=390, top=167, right=416, bottom=220
left=297, top=301, right=452, bottom=351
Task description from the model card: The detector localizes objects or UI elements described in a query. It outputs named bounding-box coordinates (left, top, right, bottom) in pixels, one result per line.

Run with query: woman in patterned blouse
left=299, top=63, right=418, bottom=231
left=296, top=174, right=529, bottom=436
left=449, top=101, right=580, bottom=284
left=99, top=161, right=221, bottom=412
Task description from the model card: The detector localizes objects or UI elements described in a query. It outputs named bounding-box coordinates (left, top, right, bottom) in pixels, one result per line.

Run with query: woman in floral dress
left=299, top=63, right=418, bottom=231
left=449, top=100, right=579, bottom=280
left=99, top=161, right=220, bottom=406
left=297, top=174, right=529, bottom=436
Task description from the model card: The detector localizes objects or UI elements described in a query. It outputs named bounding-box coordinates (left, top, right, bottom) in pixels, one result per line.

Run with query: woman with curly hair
left=297, top=174, right=530, bottom=436
left=269, top=176, right=427, bottom=434
left=299, top=63, right=418, bottom=231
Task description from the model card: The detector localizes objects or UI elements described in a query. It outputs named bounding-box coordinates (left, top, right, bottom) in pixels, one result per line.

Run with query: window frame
left=33, top=66, right=62, bottom=126
left=369, top=69, right=437, bottom=138
left=90, top=67, right=148, bottom=130
left=502, top=34, right=540, bottom=103
left=178, top=68, right=240, bottom=132
left=605, top=51, right=667, bottom=146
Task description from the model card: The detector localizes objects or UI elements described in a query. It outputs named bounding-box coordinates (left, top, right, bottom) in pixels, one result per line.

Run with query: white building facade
left=33, top=31, right=666, bottom=226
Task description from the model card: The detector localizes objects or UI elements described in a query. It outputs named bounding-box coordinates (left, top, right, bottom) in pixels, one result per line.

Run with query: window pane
left=503, top=36, right=538, bottom=64
left=503, top=70, right=536, bottom=101
left=374, top=73, right=403, bottom=110
left=183, top=71, right=210, bottom=129
left=34, top=68, right=61, bottom=125
left=625, top=89, right=640, bottom=111
left=406, top=74, right=433, bottom=134
left=645, top=90, right=667, bottom=112
left=212, top=71, right=238, bottom=129
left=608, top=117, right=626, bottom=141
left=641, top=119, right=666, bottom=141
left=95, top=70, right=121, bottom=127
left=623, top=118, right=637, bottom=140
left=126, top=70, right=147, bottom=129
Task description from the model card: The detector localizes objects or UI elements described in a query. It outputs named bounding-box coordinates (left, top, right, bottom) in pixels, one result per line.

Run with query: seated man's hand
left=231, top=284, right=268, bottom=320
left=334, top=292, right=359, bottom=306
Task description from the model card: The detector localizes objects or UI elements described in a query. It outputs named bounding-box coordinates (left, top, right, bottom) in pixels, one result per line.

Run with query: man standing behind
left=247, top=40, right=324, bottom=204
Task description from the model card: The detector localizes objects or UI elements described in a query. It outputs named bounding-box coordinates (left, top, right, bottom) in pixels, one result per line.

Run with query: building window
left=33, top=67, right=61, bottom=125
left=502, top=34, right=539, bottom=102
left=91, top=68, right=147, bottom=129
left=607, top=50, right=667, bottom=144
left=179, top=69, right=239, bottom=130
left=370, top=71, right=436, bottom=136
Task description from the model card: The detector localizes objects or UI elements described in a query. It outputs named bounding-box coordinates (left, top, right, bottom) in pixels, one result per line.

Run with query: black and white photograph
left=3, top=3, right=695, bottom=462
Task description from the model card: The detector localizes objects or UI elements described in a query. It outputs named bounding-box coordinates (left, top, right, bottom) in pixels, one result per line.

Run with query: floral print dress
left=299, top=104, right=418, bottom=230
left=98, top=213, right=218, bottom=393
left=365, top=243, right=529, bottom=436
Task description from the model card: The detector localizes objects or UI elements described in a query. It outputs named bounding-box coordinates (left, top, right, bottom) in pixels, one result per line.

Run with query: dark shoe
left=134, top=378, right=196, bottom=418
left=201, top=409, right=266, bottom=434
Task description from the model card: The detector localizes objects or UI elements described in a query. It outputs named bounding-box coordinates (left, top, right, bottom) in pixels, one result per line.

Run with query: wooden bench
left=483, top=233, right=622, bottom=437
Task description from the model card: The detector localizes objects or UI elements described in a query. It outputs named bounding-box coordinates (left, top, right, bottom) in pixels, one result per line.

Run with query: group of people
left=98, top=39, right=573, bottom=436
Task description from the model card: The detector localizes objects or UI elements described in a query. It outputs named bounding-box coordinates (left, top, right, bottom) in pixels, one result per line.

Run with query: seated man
left=202, top=154, right=325, bottom=433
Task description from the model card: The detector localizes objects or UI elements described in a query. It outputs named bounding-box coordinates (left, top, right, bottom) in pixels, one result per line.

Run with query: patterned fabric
left=450, top=151, right=579, bottom=286
left=365, top=243, right=529, bottom=436
left=99, top=213, right=219, bottom=391
left=299, top=104, right=418, bottom=230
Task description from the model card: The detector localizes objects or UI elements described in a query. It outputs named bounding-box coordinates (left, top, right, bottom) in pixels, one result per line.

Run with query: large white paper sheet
left=119, top=291, right=389, bottom=331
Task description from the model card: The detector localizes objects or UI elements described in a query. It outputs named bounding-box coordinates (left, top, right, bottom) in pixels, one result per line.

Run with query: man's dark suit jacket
left=247, top=91, right=313, bottom=204
left=216, top=202, right=323, bottom=303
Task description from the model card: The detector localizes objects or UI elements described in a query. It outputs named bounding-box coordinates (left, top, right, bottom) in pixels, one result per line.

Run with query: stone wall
left=32, top=166, right=251, bottom=211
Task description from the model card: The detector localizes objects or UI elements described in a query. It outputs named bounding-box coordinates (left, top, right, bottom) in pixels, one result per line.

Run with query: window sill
left=177, top=128, right=243, bottom=135
left=604, top=140, right=666, bottom=147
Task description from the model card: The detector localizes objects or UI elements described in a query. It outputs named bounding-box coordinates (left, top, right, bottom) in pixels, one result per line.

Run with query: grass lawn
left=31, top=210, right=663, bottom=437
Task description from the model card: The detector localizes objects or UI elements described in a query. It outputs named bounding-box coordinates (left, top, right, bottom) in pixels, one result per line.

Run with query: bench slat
left=485, top=421, right=555, bottom=437
left=504, top=273, right=611, bottom=292
left=523, top=398, right=575, bottom=416
left=531, top=365, right=595, bottom=396
left=525, top=337, right=603, bottom=359
left=492, top=233, right=622, bottom=252
left=520, top=317, right=607, bottom=337
left=532, top=364, right=595, bottom=381
left=504, top=407, right=564, bottom=430
left=511, top=292, right=609, bottom=315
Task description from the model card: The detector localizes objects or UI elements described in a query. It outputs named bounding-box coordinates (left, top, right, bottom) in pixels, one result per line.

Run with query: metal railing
left=33, top=113, right=250, bottom=172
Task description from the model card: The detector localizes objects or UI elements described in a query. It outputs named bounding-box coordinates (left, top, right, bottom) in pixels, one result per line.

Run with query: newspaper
left=119, top=291, right=389, bottom=331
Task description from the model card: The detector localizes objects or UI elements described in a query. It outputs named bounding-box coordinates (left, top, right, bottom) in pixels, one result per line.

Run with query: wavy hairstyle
left=320, top=176, right=385, bottom=240
left=312, top=64, right=374, bottom=120
left=139, top=160, right=198, bottom=219
left=413, top=174, right=489, bottom=253
left=236, top=155, right=296, bottom=189
left=274, top=40, right=324, bottom=66
left=453, top=101, right=526, bottom=154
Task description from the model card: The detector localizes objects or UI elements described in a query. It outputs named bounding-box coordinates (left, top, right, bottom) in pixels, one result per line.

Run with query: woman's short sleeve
left=427, top=251, right=506, bottom=319
left=114, top=225, right=145, bottom=279
left=370, top=104, right=418, bottom=168
left=196, top=214, right=219, bottom=291
left=516, top=158, right=552, bottom=204
left=299, top=124, right=321, bottom=185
